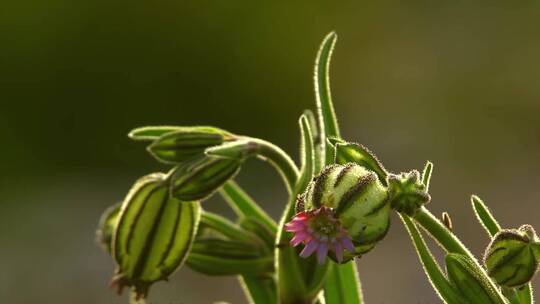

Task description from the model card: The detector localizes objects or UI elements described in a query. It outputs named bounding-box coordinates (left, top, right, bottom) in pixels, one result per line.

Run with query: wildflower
left=287, top=163, right=391, bottom=263
left=285, top=206, right=355, bottom=264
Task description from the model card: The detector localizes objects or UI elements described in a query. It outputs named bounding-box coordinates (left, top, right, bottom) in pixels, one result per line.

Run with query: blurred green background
left=1, top=1, right=539, bottom=303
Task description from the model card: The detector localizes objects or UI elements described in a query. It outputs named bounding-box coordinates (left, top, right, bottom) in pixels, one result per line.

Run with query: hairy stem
left=414, top=207, right=472, bottom=256
left=248, top=138, right=299, bottom=195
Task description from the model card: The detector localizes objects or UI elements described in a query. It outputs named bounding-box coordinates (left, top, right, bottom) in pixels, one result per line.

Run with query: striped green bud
left=170, top=155, right=241, bottom=201
left=112, top=173, right=201, bottom=299
left=484, top=224, right=539, bottom=288
left=298, top=163, right=391, bottom=261
left=145, top=126, right=234, bottom=164
left=445, top=253, right=507, bottom=304
left=186, top=212, right=273, bottom=276
left=388, top=170, right=430, bottom=216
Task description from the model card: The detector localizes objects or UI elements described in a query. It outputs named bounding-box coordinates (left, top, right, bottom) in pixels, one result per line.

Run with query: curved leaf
left=471, top=195, right=501, bottom=238
left=400, top=215, right=466, bottom=304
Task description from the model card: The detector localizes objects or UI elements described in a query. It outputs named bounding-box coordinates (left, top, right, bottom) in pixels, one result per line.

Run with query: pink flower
left=284, top=206, right=355, bottom=264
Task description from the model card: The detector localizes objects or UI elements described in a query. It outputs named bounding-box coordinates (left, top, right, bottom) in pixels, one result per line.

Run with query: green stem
left=414, top=207, right=472, bottom=256
left=200, top=212, right=259, bottom=244
left=249, top=138, right=299, bottom=195
left=324, top=262, right=364, bottom=304
left=220, top=181, right=277, bottom=234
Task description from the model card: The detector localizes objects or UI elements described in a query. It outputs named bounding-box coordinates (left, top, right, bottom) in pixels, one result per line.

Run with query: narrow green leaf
left=414, top=207, right=474, bottom=256
left=128, top=126, right=184, bottom=141
left=297, top=114, right=316, bottom=191
left=334, top=142, right=388, bottom=186
left=446, top=253, right=508, bottom=304
left=324, top=262, right=365, bottom=304
left=220, top=181, right=277, bottom=235
left=314, top=33, right=365, bottom=304
left=422, top=161, right=433, bottom=192
left=303, top=109, right=324, bottom=173
left=170, top=156, right=241, bottom=201
left=315, top=31, right=340, bottom=143
left=113, top=173, right=201, bottom=298
left=400, top=214, right=466, bottom=304
left=471, top=195, right=501, bottom=238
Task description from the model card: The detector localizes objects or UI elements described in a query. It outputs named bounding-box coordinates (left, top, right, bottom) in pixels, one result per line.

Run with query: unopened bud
left=445, top=253, right=507, bottom=304
left=388, top=170, right=430, bottom=216
left=484, top=224, right=539, bottom=288
left=112, top=173, right=201, bottom=299
left=146, top=126, right=234, bottom=164
left=170, top=156, right=241, bottom=201
left=288, top=163, right=391, bottom=263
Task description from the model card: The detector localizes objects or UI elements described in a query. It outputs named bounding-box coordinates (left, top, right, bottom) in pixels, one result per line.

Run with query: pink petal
left=316, top=242, right=328, bottom=264
left=290, top=233, right=309, bottom=246
left=300, top=240, right=319, bottom=258
left=284, top=222, right=305, bottom=232
left=341, top=236, right=355, bottom=253
left=333, top=241, right=343, bottom=263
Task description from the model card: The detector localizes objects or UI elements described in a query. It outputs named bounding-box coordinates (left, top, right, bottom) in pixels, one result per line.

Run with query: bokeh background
left=1, top=1, right=540, bottom=303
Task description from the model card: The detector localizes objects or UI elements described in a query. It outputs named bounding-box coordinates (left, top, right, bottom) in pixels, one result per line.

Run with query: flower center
left=310, top=214, right=338, bottom=237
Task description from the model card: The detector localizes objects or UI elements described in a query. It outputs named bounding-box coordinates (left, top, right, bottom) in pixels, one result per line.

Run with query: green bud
left=96, top=203, right=121, bottom=254
left=205, top=138, right=258, bottom=160
left=388, top=170, right=430, bottom=216
left=128, top=126, right=186, bottom=141
left=112, top=173, right=201, bottom=299
left=484, top=224, right=539, bottom=288
left=146, top=126, right=234, bottom=164
left=187, top=214, right=273, bottom=276
left=445, top=253, right=507, bottom=304
left=299, top=163, right=391, bottom=261
left=170, top=155, right=241, bottom=201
